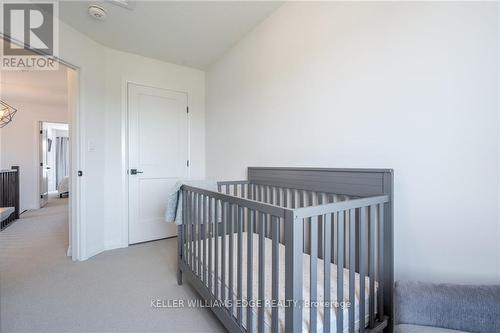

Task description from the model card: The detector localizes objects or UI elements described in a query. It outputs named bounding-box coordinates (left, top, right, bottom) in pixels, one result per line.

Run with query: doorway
left=127, top=83, right=189, bottom=244
left=39, top=122, right=70, bottom=208
left=0, top=37, right=81, bottom=260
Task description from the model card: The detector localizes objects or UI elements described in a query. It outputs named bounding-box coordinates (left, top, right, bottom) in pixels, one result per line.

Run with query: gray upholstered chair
left=394, top=281, right=500, bottom=333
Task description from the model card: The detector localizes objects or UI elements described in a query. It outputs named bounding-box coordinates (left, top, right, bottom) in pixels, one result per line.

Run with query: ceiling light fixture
left=88, top=5, right=107, bottom=20
left=0, top=100, right=17, bottom=128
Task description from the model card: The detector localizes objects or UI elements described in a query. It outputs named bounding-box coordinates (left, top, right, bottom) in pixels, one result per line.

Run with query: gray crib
left=177, top=167, right=394, bottom=333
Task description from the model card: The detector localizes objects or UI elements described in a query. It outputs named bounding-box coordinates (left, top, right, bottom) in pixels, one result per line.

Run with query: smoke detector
left=88, top=5, right=107, bottom=20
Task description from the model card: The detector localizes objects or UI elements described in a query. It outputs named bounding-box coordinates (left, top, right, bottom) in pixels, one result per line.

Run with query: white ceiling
left=0, top=40, right=69, bottom=106
left=59, top=1, right=282, bottom=69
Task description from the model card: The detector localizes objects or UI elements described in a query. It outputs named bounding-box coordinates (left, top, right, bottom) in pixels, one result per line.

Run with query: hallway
left=0, top=197, right=223, bottom=333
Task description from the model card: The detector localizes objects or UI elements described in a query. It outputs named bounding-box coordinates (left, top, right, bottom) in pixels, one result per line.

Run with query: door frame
left=38, top=121, right=49, bottom=208
left=31, top=68, right=83, bottom=261
left=122, top=80, right=190, bottom=247
left=2, top=33, right=85, bottom=262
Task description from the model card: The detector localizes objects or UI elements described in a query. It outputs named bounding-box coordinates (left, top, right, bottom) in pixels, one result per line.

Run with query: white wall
left=58, top=22, right=206, bottom=257
left=0, top=102, right=68, bottom=211
left=55, top=21, right=107, bottom=259
left=1, top=19, right=206, bottom=259
left=103, top=48, right=205, bottom=250
left=206, top=2, right=500, bottom=284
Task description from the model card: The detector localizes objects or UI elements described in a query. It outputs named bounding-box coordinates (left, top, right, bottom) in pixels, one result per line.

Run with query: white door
left=128, top=83, right=189, bottom=244
left=39, top=122, right=49, bottom=207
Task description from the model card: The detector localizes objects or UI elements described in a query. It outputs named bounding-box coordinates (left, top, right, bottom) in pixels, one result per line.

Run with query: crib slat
left=310, top=211, right=318, bottom=333
left=258, top=212, right=265, bottom=333
left=264, top=187, right=269, bottom=237
left=247, top=209, right=254, bottom=332
left=302, top=191, right=308, bottom=253
left=195, top=193, right=198, bottom=275
left=189, top=192, right=193, bottom=270
left=191, top=192, right=195, bottom=271
left=202, top=194, right=206, bottom=283
left=186, top=191, right=190, bottom=268
left=348, top=209, right=356, bottom=333
left=229, top=204, right=234, bottom=315
left=180, top=190, right=186, bottom=276
left=378, top=204, right=385, bottom=320
left=183, top=190, right=187, bottom=267
left=281, top=188, right=288, bottom=244
left=237, top=206, right=243, bottom=326
left=317, top=194, right=324, bottom=260
left=271, top=215, right=279, bottom=333
left=192, top=193, right=196, bottom=273
left=276, top=188, right=284, bottom=244
left=359, top=207, right=368, bottom=333
left=323, top=212, right=332, bottom=333
left=330, top=196, right=336, bottom=265
left=284, top=211, right=303, bottom=332
left=270, top=187, right=274, bottom=234
left=337, top=211, right=345, bottom=333
left=193, top=192, right=200, bottom=275
left=198, top=194, right=202, bottom=280
left=214, top=200, right=220, bottom=298
left=208, top=197, right=213, bottom=294
left=369, top=205, right=376, bottom=328
left=189, top=192, right=195, bottom=272
left=221, top=202, right=227, bottom=302
left=344, top=210, right=348, bottom=271
left=204, top=195, right=209, bottom=284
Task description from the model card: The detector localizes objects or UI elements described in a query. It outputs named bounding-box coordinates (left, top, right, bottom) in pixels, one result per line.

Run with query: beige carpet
left=0, top=196, right=224, bottom=333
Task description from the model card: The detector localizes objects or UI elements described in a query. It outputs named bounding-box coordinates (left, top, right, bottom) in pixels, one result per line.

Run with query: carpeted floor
left=0, top=195, right=224, bottom=333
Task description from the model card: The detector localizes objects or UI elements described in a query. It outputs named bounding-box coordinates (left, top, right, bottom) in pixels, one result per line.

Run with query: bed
left=177, top=167, right=394, bottom=333
left=57, top=176, right=69, bottom=198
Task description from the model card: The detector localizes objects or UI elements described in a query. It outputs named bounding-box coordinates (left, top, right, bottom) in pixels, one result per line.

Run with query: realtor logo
left=1, top=1, right=58, bottom=70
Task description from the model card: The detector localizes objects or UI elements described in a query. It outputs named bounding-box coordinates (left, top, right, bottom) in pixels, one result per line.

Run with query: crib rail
left=179, top=179, right=391, bottom=333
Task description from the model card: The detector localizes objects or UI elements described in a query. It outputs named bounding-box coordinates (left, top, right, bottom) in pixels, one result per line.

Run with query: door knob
left=130, top=169, right=143, bottom=175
